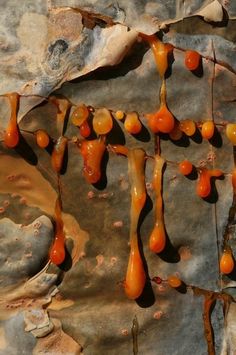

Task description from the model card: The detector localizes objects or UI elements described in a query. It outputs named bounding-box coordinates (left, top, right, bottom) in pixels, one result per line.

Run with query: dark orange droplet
left=79, top=121, right=91, bottom=138
left=220, top=250, right=234, bottom=274
left=80, top=138, right=106, bottom=184
left=196, top=169, right=211, bottom=198
left=185, top=50, right=201, bottom=71
left=146, top=105, right=174, bottom=134
left=50, top=237, right=65, bottom=265
left=179, top=160, right=193, bottom=176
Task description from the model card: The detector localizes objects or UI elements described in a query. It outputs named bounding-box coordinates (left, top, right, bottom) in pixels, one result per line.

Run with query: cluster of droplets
left=1, top=32, right=236, bottom=295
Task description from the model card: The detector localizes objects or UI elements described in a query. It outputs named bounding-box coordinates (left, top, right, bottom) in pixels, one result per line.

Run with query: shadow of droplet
left=203, top=175, right=224, bottom=204
left=209, top=127, right=223, bottom=148
left=191, top=57, right=203, bottom=78
left=190, top=127, right=203, bottom=144
left=136, top=279, right=155, bottom=308
left=60, top=143, right=68, bottom=175
left=185, top=165, right=198, bottom=181
left=106, top=118, right=126, bottom=145
left=92, top=149, right=109, bottom=190
left=170, top=133, right=190, bottom=148
left=58, top=244, right=73, bottom=272
left=131, top=123, right=151, bottom=143
left=158, top=231, right=180, bottom=263
left=15, top=133, right=38, bottom=165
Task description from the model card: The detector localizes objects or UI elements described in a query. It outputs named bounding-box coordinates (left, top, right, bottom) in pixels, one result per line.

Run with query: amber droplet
left=71, top=104, right=89, bottom=127
left=93, top=108, right=113, bottom=135
left=168, top=275, right=182, bottom=288
left=124, top=112, right=142, bottom=134
left=201, top=121, right=215, bottom=140
left=185, top=50, right=201, bottom=71
left=35, top=130, right=50, bottom=148
left=226, top=124, right=236, bottom=145
left=115, top=110, right=125, bottom=120
left=178, top=160, right=193, bottom=176
left=220, top=249, right=234, bottom=274
left=179, top=119, right=196, bottom=136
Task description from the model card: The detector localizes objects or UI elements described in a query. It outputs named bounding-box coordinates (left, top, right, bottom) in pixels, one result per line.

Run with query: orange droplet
left=35, top=129, right=50, bottom=148
left=220, top=249, right=234, bottom=274
left=226, top=124, right=236, bottom=145
left=124, top=242, right=146, bottom=299
left=201, top=121, right=215, bottom=140
left=4, top=126, right=19, bottom=148
left=178, top=160, right=193, bottom=176
left=93, top=108, right=113, bottom=135
left=167, top=275, right=182, bottom=288
left=179, top=119, right=196, bottom=136
left=185, top=50, right=201, bottom=71
left=71, top=104, right=89, bottom=126
left=124, top=112, right=142, bottom=134
left=80, top=138, right=106, bottom=184
left=79, top=121, right=91, bottom=138
left=149, top=224, right=166, bottom=253
left=146, top=105, right=174, bottom=134
left=196, top=169, right=211, bottom=198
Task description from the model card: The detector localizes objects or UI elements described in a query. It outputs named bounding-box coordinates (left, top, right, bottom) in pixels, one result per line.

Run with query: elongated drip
left=124, top=149, right=146, bottom=300
left=79, top=137, right=106, bottom=184
left=51, top=136, right=68, bottom=173
left=141, top=34, right=173, bottom=78
left=149, top=155, right=166, bottom=253
left=109, top=144, right=128, bottom=157
left=196, top=168, right=223, bottom=198
left=49, top=197, right=66, bottom=265
left=203, top=294, right=215, bottom=355
left=4, top=92, right=20, bottom=148
left=50, top=96, right=71, bottom=135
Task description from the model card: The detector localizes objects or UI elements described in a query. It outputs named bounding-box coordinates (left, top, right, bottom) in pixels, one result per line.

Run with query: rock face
left=0, top=0, right=236, bottom=354
left=0, top=216, right=53, bottom=287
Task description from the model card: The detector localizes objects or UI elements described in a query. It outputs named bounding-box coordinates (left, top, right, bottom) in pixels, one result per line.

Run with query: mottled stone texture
left=0, top=0, right=236, bottom=354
